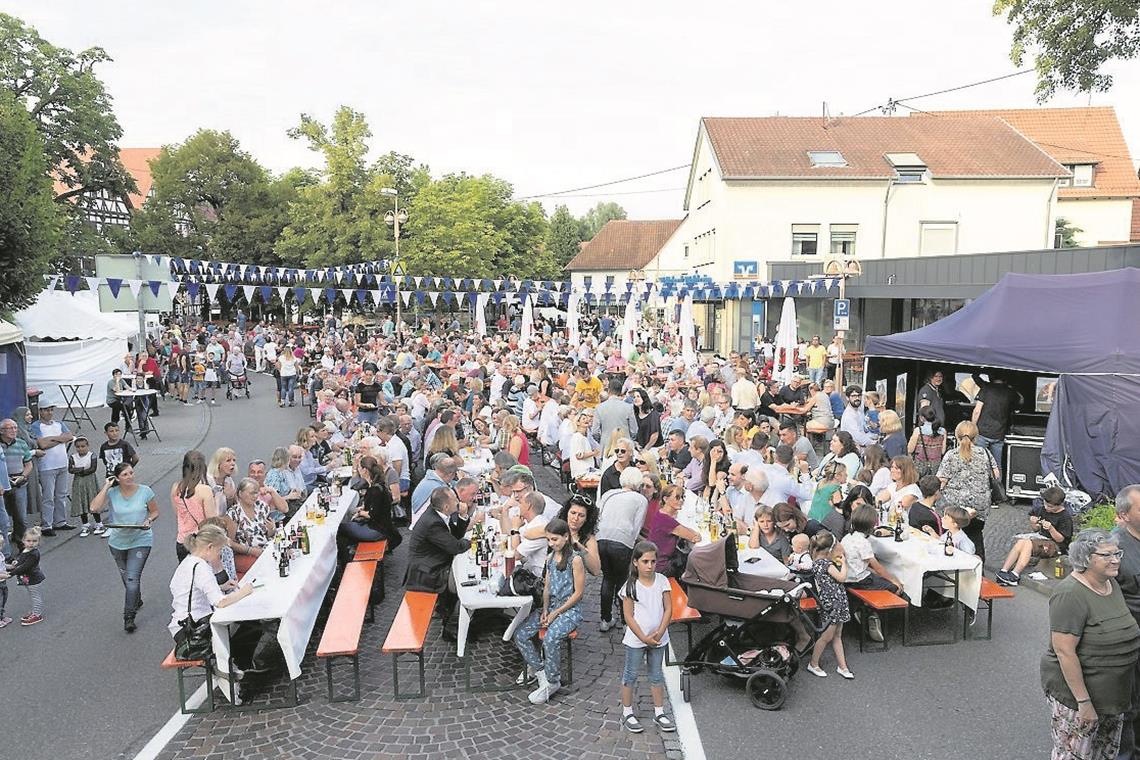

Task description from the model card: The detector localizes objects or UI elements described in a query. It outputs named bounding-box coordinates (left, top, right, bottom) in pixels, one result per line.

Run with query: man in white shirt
left=377, top=416, right=408, bottom=488
left=760, top=445, right=815, bottom=507
left=686, top=407, right=717, bottom=444
left=840, top=385, right=878, bottom=448
left=538, top=397, right=562, bottom=448
left=489, top=364, right=508, bottom=404
left=506, top=492, right=550, bottom=575
left=719, top=462, right=757, bottom=524
left=521, top=385, right=542, bottom=435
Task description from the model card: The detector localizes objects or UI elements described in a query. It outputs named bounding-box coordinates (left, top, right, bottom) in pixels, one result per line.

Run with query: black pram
left=679, top=538, right=822, bottom=710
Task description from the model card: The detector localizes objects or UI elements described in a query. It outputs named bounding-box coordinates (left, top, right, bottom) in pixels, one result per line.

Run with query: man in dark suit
left=403, top=486, right=484, bottom=641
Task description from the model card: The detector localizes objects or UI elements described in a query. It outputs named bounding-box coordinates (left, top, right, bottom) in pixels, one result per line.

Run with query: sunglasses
left=613, top=449, right=627, bottom=455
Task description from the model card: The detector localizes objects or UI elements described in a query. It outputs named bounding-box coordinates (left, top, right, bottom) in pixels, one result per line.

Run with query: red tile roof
left=53, top=147, right=160, bottom=210
left=565, top=219, right=683, bottom=271
left=701, top=115, right=1067, bottom=180
left=920, top=107, right=1140, bottom=199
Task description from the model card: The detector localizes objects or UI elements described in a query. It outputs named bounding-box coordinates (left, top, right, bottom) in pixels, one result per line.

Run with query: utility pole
left=133, top=251, right=147, bottom=352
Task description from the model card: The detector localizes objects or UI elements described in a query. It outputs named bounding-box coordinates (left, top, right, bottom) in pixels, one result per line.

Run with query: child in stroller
left=679, top=538, right=822, bottom=710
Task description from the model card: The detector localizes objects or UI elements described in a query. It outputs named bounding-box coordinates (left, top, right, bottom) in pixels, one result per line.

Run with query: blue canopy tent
left=0, top=319, right=27, bottom=418
left=863, top=268, right=1140, bottom=498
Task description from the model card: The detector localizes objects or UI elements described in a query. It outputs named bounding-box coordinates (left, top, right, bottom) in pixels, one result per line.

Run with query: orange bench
left=538, top=627, right=579, bottom=685
left=317, top=560, right=377, bottom=702
left=381, top=591, right=438, bottom=699
left=849, top=588, right=908, bottom=652
left=967, top=577, right=1016, bottom=640
left=353, top=539, right=388, bottom=603
left=162, top=649, right=214, bottom=714
left=665, top=577, right=702, bottom=665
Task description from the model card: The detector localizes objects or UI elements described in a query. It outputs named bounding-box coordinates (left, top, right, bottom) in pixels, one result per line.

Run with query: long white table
left=450, top=522, right=533, bottom=658
left=871, top=530, right=983, bottom=611
left=210, top=486, right=358, bottom=684
left=675, top=492, right=791, bottom=580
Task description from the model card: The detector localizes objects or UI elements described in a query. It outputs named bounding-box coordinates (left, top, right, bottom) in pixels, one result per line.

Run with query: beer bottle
left=893, top=518, right=903, bottom=543
left=301, top=525, right=311, bottom=555
left=943, top=532, right=954, bottom=556
left=479, top=539, right=490, bottom=580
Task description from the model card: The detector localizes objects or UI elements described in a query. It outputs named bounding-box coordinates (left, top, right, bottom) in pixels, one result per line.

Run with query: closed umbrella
left=679, top=294, right=697, bottom=369
left=773, top=297, right=799, bottom=383
left=474, top=293, right=488, bottom=336
left=519, top=293, right=534, bottom=349
left=567, top=290, right=581, bottom=345
left=621, top=296, right=638, bottom=359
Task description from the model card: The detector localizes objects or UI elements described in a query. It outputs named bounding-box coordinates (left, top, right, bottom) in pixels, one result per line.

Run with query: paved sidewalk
left=154, top=462, right=683, bottom=760
left=37, top=396, right=212, bottom=557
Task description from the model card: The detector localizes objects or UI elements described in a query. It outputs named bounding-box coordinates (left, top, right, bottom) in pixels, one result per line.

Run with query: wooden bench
left=381, top=591, right=438, bottom=699
left=352, top=539, right=388, bottom=603
left=848, top=588, right=908, bottom=652
left=665, top=577, right=702, bottom=665
left=316, top=560, right=377, bottom=702
left=966, top=577, right=1016, bottom=641
left=538, top=627, right=579, bottom=685
left=162, top=649, right=214, bottom=714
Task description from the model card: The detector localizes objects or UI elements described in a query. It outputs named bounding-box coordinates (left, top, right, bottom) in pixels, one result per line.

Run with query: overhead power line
left=849, top=69, right=1036, bottom=117
left=518, top=163, right=691, bottom=200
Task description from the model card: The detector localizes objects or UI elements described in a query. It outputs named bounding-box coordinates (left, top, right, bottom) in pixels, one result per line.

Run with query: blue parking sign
left=833, top=298, right=850, bottom=330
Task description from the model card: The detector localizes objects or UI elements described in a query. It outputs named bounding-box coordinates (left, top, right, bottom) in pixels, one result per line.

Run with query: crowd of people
left=4, top=304, right=1140, bottom=753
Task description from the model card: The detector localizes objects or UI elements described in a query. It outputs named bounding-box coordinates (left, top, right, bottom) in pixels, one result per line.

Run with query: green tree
left=547, top=204, right=584, bottom=271
left=403, top=173, right=552, bottom=278
left=579, top=200, right=627, bottom=239
left=0, top=13, right=134, bottom=203
left=0, top=92, right=61, bottom=311
left=995, top=0, right=1140, bottom=99
left=1054, top=217, right=1083, bottom=248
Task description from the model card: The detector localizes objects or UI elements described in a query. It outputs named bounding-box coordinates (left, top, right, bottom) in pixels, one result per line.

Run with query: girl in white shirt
left=617, top=540, right=675, bottom=734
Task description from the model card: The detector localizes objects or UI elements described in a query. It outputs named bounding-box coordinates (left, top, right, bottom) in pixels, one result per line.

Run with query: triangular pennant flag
left=242, top=285, right=256, bottom=302
left=258, top=285, right=271, bottom=303
left=334, top=271, right=345, bottom=284
left=294, top=286, right=308, bottom=304
left=427, top=291, right=439, bottom=307
left=493, top=279, right=503, bottom=291
left=204, top=283, right=221, bottom=302
left=402, top=290, right=413, bottom=307
left=147, top=280, right=162, bottom=297
left=355, top=290, right=368, bottom=306
left=224, top=284, right=238, bottom=301
left=187, top=282, right=201, bottom=299
left=85, top=276, right=101, bottom=293
left=277, top=285, right=291, bottom=303
left=340, top=288, right=354, bottom=304
left=106, top=278, right=124, bottom=298
left=414, top=291, right=426, bottom=305
left=164, top=281, right=181, bottom=300
left=323, top=287, right=336, bottom=304
left=413, top=276, right=423, bottom=288
left=65, top=275, right=81, bottom=294
left=370, top=290, right=383, bottom=307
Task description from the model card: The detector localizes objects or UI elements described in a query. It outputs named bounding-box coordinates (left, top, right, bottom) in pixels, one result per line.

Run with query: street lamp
left=381, top=187, right=408, bottom=326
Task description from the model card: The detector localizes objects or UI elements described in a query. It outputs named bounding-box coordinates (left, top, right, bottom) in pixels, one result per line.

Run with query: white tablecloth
left=459, top=448, right=494, bottom=477
left=450, top=516, right=533, bottom=658
left=871, top=531, right=983, bottom=611
left=210, top=487, right=358, bottom=680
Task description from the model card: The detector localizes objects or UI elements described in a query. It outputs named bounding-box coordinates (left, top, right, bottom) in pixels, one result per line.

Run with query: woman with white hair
left=1041, top=528, right=1140, bottom=760
left=595, top=466, right=649, bottom=632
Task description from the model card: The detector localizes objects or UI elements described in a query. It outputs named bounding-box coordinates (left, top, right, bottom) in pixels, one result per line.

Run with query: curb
left=39, top=403, right=214, bottom=558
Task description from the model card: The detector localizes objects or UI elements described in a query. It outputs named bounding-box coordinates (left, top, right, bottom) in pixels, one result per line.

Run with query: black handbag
left=666, top=538, right=693, bottom=578
left=173, top=564, right=214, bottom=661
left=986, top=450, right=1007, bottom=505
left=499, top=565, right=543, bottom=604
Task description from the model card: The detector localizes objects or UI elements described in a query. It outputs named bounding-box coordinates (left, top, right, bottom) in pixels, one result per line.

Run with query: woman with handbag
left=172, top=450, right=218, bottom=561
left=168, top=525, right=254, bottom=672
left=937, top=421, right=998, bottom=562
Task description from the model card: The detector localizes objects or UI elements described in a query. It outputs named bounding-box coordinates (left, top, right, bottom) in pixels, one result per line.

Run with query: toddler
left=786, top=533, right=813, bottom=572
left=69, top=436, right=103, bottom=537
left=6, top=526, right=44, bottom=625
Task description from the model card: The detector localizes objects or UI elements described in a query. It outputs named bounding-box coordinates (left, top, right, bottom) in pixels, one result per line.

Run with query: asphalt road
left=0, top=379, right=311, bottom=760
left=688, top=583, right=1052, bottom=759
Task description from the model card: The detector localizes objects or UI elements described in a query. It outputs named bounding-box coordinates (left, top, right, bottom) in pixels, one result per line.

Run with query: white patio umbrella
left=566, top=290, right=581, bottom=345
left=620, top=296, right=638, bottom=359
left=773, top=297, right=799, bottom=383
left=519, top=293, right=534, bottom=349
left=679, top=294, right=697, bottom=368
left=474, top=293, right=488, bottom=336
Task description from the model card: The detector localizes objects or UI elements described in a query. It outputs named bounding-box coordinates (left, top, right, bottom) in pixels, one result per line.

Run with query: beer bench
left=849, top=588, right=908, bottom=652
left=316, top=560, right=378, bottom=702
left=382, top=591, right=438, bottom=699
left=162, top=649, right=215, bottom=714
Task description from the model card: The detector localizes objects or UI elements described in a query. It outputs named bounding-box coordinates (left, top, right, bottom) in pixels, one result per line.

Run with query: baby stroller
left=226, top=369, right=251, bottom=400
left=679, top=538, right=822, bottom=710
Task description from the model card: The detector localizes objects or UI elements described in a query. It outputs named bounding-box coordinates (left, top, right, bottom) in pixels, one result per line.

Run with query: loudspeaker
left=1006, top=438, right=1046, bottom=499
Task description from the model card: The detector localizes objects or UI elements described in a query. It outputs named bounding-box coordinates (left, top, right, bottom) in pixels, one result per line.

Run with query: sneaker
left=0, top=617, right=12, bottom=628
left=806, top=663, right=827, bottom=678
left=622, top=713, right=645, bottom=733
left=55, top=523, right=76, bottom=531
left=124, top=616, right=137, bottom=633
left=92, top=523, right=106, bottom=535
left=196, top=399, right=203, bottom=405
left=599, top=619, right=613, bottom=632
left=515, top=666, right=537, bottom=687
left=867, top=614, right=885, bottom=643
left=21, top=614, right=43, bottom=626
left=837, top=667, right=855, bottom=680
left=653, top=713, right=677, bottom=732
left=41, top=528, right=56, bottom=537
left=996, top=570, right=1019, bottom=587
left=210, top=399, right=217, bottom=405
left=79, top=524, right=90, bottom=537
left=965, top=609, right=977, bottom=627
left=528, top=682, right=552, bottom=705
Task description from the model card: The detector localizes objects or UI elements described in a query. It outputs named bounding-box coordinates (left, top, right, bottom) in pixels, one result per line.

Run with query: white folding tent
left=14, top=290, right=135, bottom=407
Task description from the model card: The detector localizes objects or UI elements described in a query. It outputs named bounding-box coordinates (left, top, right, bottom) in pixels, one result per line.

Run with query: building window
left=683, top=244, right=689, bottom=259
left=605, top=275, right=615, bottom=289
left=829, top=224, right=857, bottom=256
left=808, top=150, right=847, bottom=168
left=1060, top=163, right=1095, bottom=188
left=885, top=152, right=927, bottom=183
left=583, top=276, right=593, bottom=289
left=919, top=222, right=957, bottom=256
left=791, top=224, right=819, bottom=256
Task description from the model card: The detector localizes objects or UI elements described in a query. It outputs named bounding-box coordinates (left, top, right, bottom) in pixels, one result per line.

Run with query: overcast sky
left=8, top=0, right=1140, bottom=219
